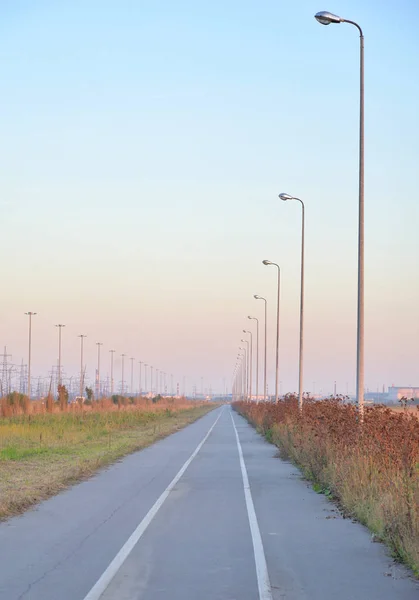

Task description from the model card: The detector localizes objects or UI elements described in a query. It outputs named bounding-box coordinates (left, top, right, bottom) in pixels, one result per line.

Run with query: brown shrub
left=234, top=397, right=419, bottom=576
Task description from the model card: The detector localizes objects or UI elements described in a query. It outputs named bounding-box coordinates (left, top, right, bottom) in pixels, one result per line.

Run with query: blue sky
left=0, top=0, right=418, bottom=396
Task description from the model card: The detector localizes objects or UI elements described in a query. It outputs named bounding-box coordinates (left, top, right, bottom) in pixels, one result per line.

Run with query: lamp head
left=279, top=192, right=294, bottom=201
left=262, top=260, right=272, bottom=266
left=314, top=11, right=343, bottom=25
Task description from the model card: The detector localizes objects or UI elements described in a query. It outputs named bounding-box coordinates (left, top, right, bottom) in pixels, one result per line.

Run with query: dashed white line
left=231, top=411, right=273, bottom=600
left=82, top=406, right=224, bottom=600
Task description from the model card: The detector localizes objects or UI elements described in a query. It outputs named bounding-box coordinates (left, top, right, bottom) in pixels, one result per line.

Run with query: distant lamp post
left=55, top=324, right=65, bottom=389
left=315, top=9, right=365, bottom=418
left=78, top=335, right=87, bottom=398
left=254, top=295, right=267, bottom=401
left=25, top=312, right=37, bottom=399
left=263, top=260, right=281, bottom=403
left=144, top=363, right=148, bottom=396
left=248, top=316, right=259, bottom=402
left=139, top=361, right=143, bottom=396
left=96, top=342, right=103, bottom=400
left=130, top=357, right=135, bottom=395
left=121, top=354, right=126, bottom=396
left=243, top=329, right=253, bottom=401
left=279, top=193, right=305, bottom=411
left=240, top=338, right=250, bottom=399
left=109, top=350, right=115, bottom=396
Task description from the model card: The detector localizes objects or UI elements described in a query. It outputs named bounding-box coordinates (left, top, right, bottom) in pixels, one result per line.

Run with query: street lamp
left=315, top=10, right=365, bottom=418
left=263, top=260, right=281, bottom=403
left=150, top=365, right=154, bottom=396
left=139, top=361, right=143, bottom=396
left=243, top=330, right=253, bottom=401
left=144, top=363, right=148, bottom=396
left=237, top=346, right=246, bottom=400
left=109, top=350, right=115, bottom=396
left=279, top=193, right=305, bottom=411
left=248, top=316, right=259, bottom=402
left=121, top=354, right=126, bottom=396
left=55, top=324, right=65, bottom=389
left=96, top=342, right=103, bottom=400
left=78, top=335, right=87, bottom=398
left=130, top=357, right=135, bottom=395
left=254, top=295, right=267, bottom=401
left=25, top=312, right=37, bottom=399
left=240, top=338, right=250, bottom=399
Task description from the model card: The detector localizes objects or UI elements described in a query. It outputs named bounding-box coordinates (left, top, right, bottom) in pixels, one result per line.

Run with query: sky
left=0, top=0, right=418, bottom=397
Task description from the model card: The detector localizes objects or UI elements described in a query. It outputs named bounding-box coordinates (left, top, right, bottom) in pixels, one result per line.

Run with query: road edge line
left=230, top=410, right=273, bottom=600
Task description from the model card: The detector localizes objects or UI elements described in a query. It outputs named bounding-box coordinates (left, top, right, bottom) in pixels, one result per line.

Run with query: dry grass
left=234, top=397, right=419, bottom=576
left=0, top=399, right=216, bottom=520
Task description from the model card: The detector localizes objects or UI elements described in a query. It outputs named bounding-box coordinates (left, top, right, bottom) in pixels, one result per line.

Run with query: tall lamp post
left=239, top=346, right=248, bottom=399
left=242, top=330, right=253, bottom=401
left=314, top=10, right=365, bottom=418
left=144, top=363, right=148, bottom=396
left=25, top=312, right=37, bottom=399
left=139, top=361, right=143, bottom=396
left=254, top=295, right=267, bottom=401
left=109, top=350, right=115, bottom=396
left=96, top=342, right=103, bottom=400
left=279, top=193, right=305, bottom=411
left=130, top=357, right=134, bottom=395
left=237, top=351, right=245, bottom=400
left=78, top=335, right=87, bottom=398
left=55, top=324, right=65, bottom=389
left=263, top=260, right=281, bottom=403
left=248, top=316, right=259, bottom=402
left=121, top=354, right=126, bottom=396
left=240, top=338, right=250, bottom=400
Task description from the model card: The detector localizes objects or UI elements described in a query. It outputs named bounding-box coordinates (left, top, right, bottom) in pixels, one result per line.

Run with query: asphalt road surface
left=0, top=406, right=417, bottom=600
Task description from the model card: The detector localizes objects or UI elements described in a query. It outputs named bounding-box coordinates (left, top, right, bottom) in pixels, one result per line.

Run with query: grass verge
left=0, top=403, right=216, bottom=521
left=234, top=397, right=419, bottom=577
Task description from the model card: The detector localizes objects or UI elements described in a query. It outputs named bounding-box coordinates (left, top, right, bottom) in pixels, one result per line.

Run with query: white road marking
left=83, top=407, right=225, bottom=600
left=231, top=411, right=273, bottom=600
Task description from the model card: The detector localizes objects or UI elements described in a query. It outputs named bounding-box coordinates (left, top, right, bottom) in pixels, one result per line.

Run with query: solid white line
left=83, top=406, right=225, bottom=600
left=231, top=411, right=273, bottom=600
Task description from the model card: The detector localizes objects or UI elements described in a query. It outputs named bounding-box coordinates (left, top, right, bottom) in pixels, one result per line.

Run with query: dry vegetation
left=0, top=395, right=216, bottom=520
left=234, top=396, right=419, bottom=576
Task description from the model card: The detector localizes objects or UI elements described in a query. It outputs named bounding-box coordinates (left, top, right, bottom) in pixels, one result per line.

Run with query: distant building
left=387, top=386, right=419, bottom=401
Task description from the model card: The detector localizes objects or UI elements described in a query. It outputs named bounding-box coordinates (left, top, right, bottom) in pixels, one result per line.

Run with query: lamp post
left=263, top=260, right=281, bottom=403
left=150, top=365, right=154, bottom=396
left=139, top=361, right=143, bottom=396
left=129, top=357, right=134, bottom=395
left=109, top=350, right=115, bottom=396
left=144, top=364, right=148, bottom=396
left=237, top=351, right=245, bottom=400
left=156, top=368, right=159, bottom=396
left=78, top=335, right=87, bottom=398
left=55, top=324, right=65, bottom=389
left=248, top=316, right=259, bottom=402
left=239, top=346, right=248, bottom=400
left=254, top=295, right=267, bottom=401
left=121, top=354, right=126, bottom=396
left=25, top=312, right=37, bottom=399
left=315, top=10, right=365, bottom=418
left=240, top=339, right=250, bottom=399
left=242, top=333, right=252, bottom=400
left=279, top=193, right=305, bottom=411
left=95, top=342, right=103, bottom=400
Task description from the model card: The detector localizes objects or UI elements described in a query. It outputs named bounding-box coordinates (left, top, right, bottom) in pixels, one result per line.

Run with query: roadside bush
left=234, top=397, right=419, bottom=576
